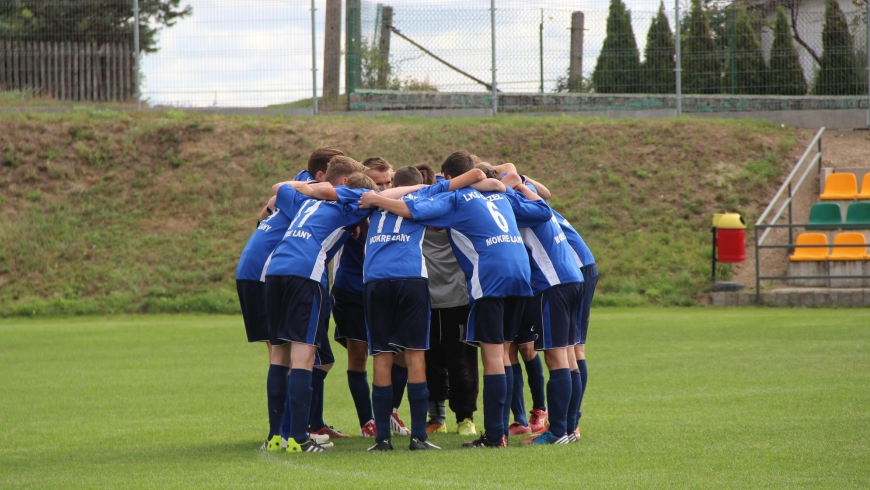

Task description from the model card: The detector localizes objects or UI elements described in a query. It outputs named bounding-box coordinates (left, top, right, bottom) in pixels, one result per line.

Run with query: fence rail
left=0, top=40, right=135, bottom=102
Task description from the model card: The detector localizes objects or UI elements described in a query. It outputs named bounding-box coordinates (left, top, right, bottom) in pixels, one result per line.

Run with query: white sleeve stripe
left=260, top=252, right=273, bottom=282
left=520, top=227, right=562, bottom=287
left=311, top=228, right=349, bottom=282
left=449, top=230, right=482, bottom=300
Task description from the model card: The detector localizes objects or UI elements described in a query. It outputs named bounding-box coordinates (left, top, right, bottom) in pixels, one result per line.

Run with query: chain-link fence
left=0, top=0, right=867, bottom=111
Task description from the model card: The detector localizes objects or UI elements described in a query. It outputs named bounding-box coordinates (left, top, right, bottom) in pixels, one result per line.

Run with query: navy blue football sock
left=307, top=368, right=327, bottom=431
left=407, top=382, right=429, bottom=441
left=482, top=374, right=506, bottom=443
left=347, top=370, right=373, bottom=427
left=503, top=366, right=513, bottom=438
left=280, top=374, right=292, bottom=440
left=391, top=365, right=408, bottom=410
left=524, top=354, right=546, bottom=411
left=288, top=369, right=313, bottom=444
left=567, top=369, right=582, bottom=433
left=372, top=384, right=392, bottom=443
left=546, top=368, right=571, bottom=437
left=510, top=363, right=528, bottom=426
left=578, top=359, right=588, bottom=423
left=266, top=364, right=289, bottom=438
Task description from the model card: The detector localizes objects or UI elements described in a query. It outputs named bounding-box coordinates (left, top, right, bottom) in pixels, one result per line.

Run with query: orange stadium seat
left=828, top=233, right=867, bottom=261
left=819, top=173, right=857, bottom=200
left=857, top=174, right=870, bottom=200
left=789, top=233, right=829, bottom=262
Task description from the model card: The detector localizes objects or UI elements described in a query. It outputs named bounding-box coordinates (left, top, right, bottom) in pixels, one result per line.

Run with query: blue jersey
left=405, top=187, right=550, bottom=300
left=353, top=181, right=450, bottom=283
left=519, top=211, right=584, bottom=294
left=333, top=234, right=365, bottom=294
left=552, top=210, right=595, bottom=267
left=235, top=186, right=310, bottom=281
left=265, top=186, right=372, bottom=288
left=294, top=169, right=316, bottom=182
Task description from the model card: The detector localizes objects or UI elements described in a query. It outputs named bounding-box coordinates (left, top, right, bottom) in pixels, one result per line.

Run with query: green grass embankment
left=0, top=111, right=796, bottom=316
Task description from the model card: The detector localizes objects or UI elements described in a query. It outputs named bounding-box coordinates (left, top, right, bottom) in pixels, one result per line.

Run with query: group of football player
left=235, top=147, right=597, bottom=452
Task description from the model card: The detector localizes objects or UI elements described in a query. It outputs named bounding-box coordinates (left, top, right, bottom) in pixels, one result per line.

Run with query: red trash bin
left=713, top=213, right=746, bottom=263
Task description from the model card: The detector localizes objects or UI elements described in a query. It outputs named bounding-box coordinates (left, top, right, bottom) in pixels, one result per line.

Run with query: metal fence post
left=539, top=9, right=544, bottom=94
left=491, top=0, right=497, bottom=116
left=674, top=0, right=682, bottom=117
left=311, top=0, right=318, bottom=116
left=133, top=0, right=140, bottom=109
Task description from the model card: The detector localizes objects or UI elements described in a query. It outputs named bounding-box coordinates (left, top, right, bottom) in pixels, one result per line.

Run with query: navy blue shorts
left=530, top=282, right=584, bottom=351
left=465, top=296, right=526, bottom=345
left=332, top=286, right=366, bottom=347
left=576, top=264, right=598, bottom=345
left=364, top=278, right=430, bottom=355
left=264, top=275, right=330, bottom=348
left=315, top=332, right=335, bottom=366
left=514, top=296, right=537, bottom=345
left=236, top=280, right=269, bottom=343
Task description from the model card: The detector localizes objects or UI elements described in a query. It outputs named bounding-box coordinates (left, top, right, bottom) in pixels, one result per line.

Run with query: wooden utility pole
left=377, top=6, right=393, bottom=89
left=568, top=11, right=584, bottom=92
left=323, top=0, right=341, bottom=104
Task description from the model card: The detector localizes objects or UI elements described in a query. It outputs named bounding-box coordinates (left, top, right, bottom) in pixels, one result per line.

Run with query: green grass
left=0, top=112, right=797, bottom=313
left=2, top=308, right=868, bottom=488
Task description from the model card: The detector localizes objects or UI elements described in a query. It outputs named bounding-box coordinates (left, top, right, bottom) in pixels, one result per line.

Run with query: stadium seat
left=819, top=173, right=858, bottom=200
left=828, top=233, right=867, bottom=261
left=857, top=174, right=870, bottom=199
left=806, top=203, right=843, bottom=230
left=788, top=233, right=829, bottom=261
left=843, top=202, right=870, bottom=230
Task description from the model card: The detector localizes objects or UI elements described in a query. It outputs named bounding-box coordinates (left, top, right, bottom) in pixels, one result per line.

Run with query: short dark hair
left=345, top=172, right=379, bottom=192
left=475, top=162, right=499, bottom=179
left=324, top=156, right=363, bottom=185
left=393, top=166, right=423, bottom=187
left=413, top=163, right=436, bottom=185
left=308, top=147, right=344, bottom=176
left=441, top=150, right=474, bottom=179
left=362, top=156, right=393, bottom=173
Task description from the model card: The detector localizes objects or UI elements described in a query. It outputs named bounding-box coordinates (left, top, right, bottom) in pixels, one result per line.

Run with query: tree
left=725, top=8, right=767, bottom=94
left=814, top=0, right=861, bottom=95
left=643, top=2, right=675, bottom=94
left=768, top=7, right=807, bottom=95
left=682, top=0, right=721, bottom=94
left=592, top=0, right=643, bottom=93
left=0, top=1, right=191, bottom=54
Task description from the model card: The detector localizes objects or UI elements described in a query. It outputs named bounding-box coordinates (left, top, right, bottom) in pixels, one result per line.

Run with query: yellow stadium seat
left=819, top=173, right=858, bottom=200
left=828, top=232, right=867, bottom=261
left=789, top=233, right=829, bottom=261
left=857, top=174, right=870, bottom=200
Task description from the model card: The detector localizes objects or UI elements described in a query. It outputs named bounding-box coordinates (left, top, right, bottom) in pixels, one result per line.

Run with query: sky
left=137, top=0, right=698, bottom=107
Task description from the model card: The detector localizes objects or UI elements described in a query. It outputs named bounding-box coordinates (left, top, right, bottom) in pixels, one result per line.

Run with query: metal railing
left=754, top=127, right=824, bottom=302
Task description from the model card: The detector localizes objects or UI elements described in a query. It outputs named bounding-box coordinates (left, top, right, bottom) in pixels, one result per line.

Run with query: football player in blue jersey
left=261, top=157, right=372, bottom=453
left=293, top=146, right=344, bottom=183
left=358, top=150, right=552, bottom=448
left=355, top=165, right=501, bottom=450
left=236, top=148, right=344, bottom=451
left=494, top=171, right=586, bottom=446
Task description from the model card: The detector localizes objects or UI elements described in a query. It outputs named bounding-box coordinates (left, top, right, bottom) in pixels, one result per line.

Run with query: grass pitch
left=1, top=308, right=868, bottom=489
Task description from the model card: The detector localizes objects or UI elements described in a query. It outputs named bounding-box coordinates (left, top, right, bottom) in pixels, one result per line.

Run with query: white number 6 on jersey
left=486, top=201, right=510, bottom=233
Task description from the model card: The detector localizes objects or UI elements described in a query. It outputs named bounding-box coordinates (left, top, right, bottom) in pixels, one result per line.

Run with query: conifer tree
left=682, top=0, right=721, bottom=94
left=726, top=9, right=767, bottom=94
left=643, top=2, right=675, bottom=93
left=768, top=7, right=807, bottom=95
left=814, top=0, right=860, bottom=95
left=593, top=0, right=644, bottom=93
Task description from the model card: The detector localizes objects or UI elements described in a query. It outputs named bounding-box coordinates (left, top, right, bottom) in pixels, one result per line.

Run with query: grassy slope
left=0, top=111, right=796, bottom=315
left=1, top=309, right=868, bottom=489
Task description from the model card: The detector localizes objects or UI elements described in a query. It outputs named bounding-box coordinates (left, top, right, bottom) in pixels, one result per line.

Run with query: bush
left=592, top=0, right=644, bottom=93
left=682, top=0, right=721, bottom=94
left=768, top=7, right=807, bottom=95
left=725, top=9, right=768, bottom=94
left=643, top=2, right=675, bottom=94
left=813, top=0, right=862, bottom=95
